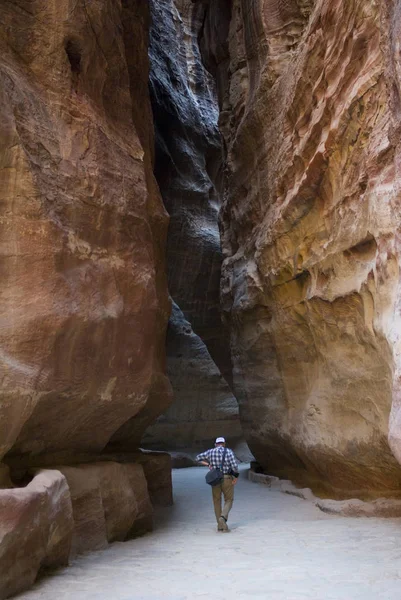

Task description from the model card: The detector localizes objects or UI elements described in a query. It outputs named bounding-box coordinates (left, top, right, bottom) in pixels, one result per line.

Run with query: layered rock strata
left=0, top=0, right=171, bottom=465
left=145, top=0, right=241, bottom=450
left=219, top=0, right=401, bottom=497
left=0, top=1, right=173, bottom=596
left=149, top=0, right=230, bottom=380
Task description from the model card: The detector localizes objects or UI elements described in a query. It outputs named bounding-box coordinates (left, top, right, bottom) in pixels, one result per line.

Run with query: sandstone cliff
left=0, top=1, right=172, bottom=596
left=145, top=0, right=241, bottom=450
left=0, top=0, right=171, bottom=464
left=143, top=303, right=242, bottom=451
left=5, top=1, right=401, bottom=596
left=219, top=0, right=401, bottom=497
left=149, top=0, right=230, bottom=379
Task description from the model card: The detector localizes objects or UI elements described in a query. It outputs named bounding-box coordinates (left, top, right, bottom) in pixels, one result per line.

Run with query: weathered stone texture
left=145, top=0, right=241, bottom=450
left=149, top=0, right=233, bottom=382
left=57, top=461, right=153, bottom=556
left=0, top=0, right=171, bottom=466
left=144, top=303, right=242, bottom=451
left=0, top=452, right=171, bottom=599
left=219, top=0, right=401, bottom=496
left=0, top=470, right=73, bottom=599
left=135, top=450, right=173, bottom=507
left=0, top=2, right=173, bottom=597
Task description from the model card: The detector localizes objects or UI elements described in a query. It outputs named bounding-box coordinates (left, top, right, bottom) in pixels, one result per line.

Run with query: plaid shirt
left=196, top=446, right=239, bottom=476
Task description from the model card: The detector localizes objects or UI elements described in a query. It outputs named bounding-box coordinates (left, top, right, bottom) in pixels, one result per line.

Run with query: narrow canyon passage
left=15, top=467, right=401, bottom=600
left=4, top=0, right=401, bottom=597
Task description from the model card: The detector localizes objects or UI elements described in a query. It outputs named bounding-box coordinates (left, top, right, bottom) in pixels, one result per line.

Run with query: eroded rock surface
left=0, top=0, right=171, bottom=466
left=219, top=0, right=401, bottom=496
left=0, top=2, right=173, bottom=596
left=0, top=470, right=73, bottom=599
left=0, top=453, right=171, bottom=599
left=149, top=0, right=230, bottom=379
left=57, top=461, right=153, bottom=556
left=145, top=0, right=241, bottom=450
left=143, top=303, right=242, bottom=451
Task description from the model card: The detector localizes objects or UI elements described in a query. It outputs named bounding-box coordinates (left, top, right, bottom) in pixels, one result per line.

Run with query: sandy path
left=16, top=466, right=401, bottom=600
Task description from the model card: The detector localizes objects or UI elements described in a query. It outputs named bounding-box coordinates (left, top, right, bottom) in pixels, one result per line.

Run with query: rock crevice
left=144, top=0, right=242, bottom=452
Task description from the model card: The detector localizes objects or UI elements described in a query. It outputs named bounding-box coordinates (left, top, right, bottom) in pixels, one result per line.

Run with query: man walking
left=196, top=437, right=239, bottom=532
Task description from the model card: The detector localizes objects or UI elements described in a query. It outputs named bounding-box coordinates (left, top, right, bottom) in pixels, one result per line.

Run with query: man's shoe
left=218, top=516, right=228, bottom=531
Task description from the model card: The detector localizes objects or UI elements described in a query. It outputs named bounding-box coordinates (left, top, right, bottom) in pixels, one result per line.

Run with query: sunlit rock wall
left=219, top=0, right=401, bottom=497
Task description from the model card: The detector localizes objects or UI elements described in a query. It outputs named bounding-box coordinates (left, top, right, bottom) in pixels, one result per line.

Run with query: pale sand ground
left=16, top=466, right=401, bottom=600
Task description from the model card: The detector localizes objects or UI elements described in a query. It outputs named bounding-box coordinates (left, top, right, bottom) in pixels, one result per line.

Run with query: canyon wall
left=144, top=0, right=242, bottom=451
left=0, top=0, right=171, bottom=466
left=219, top=0, right=401, bottom=497
left=0, top=1, right=172, bottom=596
left=5, top=3, right=401, bottom=598
left=143, top=303, right=240, bottom=451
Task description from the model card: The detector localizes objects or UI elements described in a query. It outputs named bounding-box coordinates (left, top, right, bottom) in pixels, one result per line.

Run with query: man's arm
left=196, top=449, right=211, bottom=466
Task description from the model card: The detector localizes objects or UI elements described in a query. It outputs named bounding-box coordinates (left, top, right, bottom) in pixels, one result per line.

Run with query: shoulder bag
left=205, top=447, right=227, bottom=486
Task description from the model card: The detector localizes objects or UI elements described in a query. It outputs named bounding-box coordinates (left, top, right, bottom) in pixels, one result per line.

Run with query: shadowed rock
left=143, top=303, right=242, bottom=452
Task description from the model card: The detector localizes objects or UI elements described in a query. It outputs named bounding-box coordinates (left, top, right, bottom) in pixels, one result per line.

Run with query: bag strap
left=220, top=446, right=227, bottom=472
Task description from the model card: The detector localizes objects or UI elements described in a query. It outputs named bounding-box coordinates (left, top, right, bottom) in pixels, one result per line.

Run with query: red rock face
left=0, top=0, right=171, bottom=463
left=219, top=0, right=401, bottom=496
left=56, top=461, right=154, bottom=556
left=0, top=3, right=173, bottom=594
left=0, top=470, right=74, bottom=599
left=0, top=455, right=171, bottom=599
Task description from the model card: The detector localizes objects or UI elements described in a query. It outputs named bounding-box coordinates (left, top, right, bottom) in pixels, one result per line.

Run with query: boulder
left=57, top=462, right=153, bottom=556
left=0, top=470, right=73, bottom=600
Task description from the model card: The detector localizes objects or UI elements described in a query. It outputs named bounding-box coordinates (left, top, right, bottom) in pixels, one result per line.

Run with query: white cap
left=215, top=437, right=225, bottom=444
